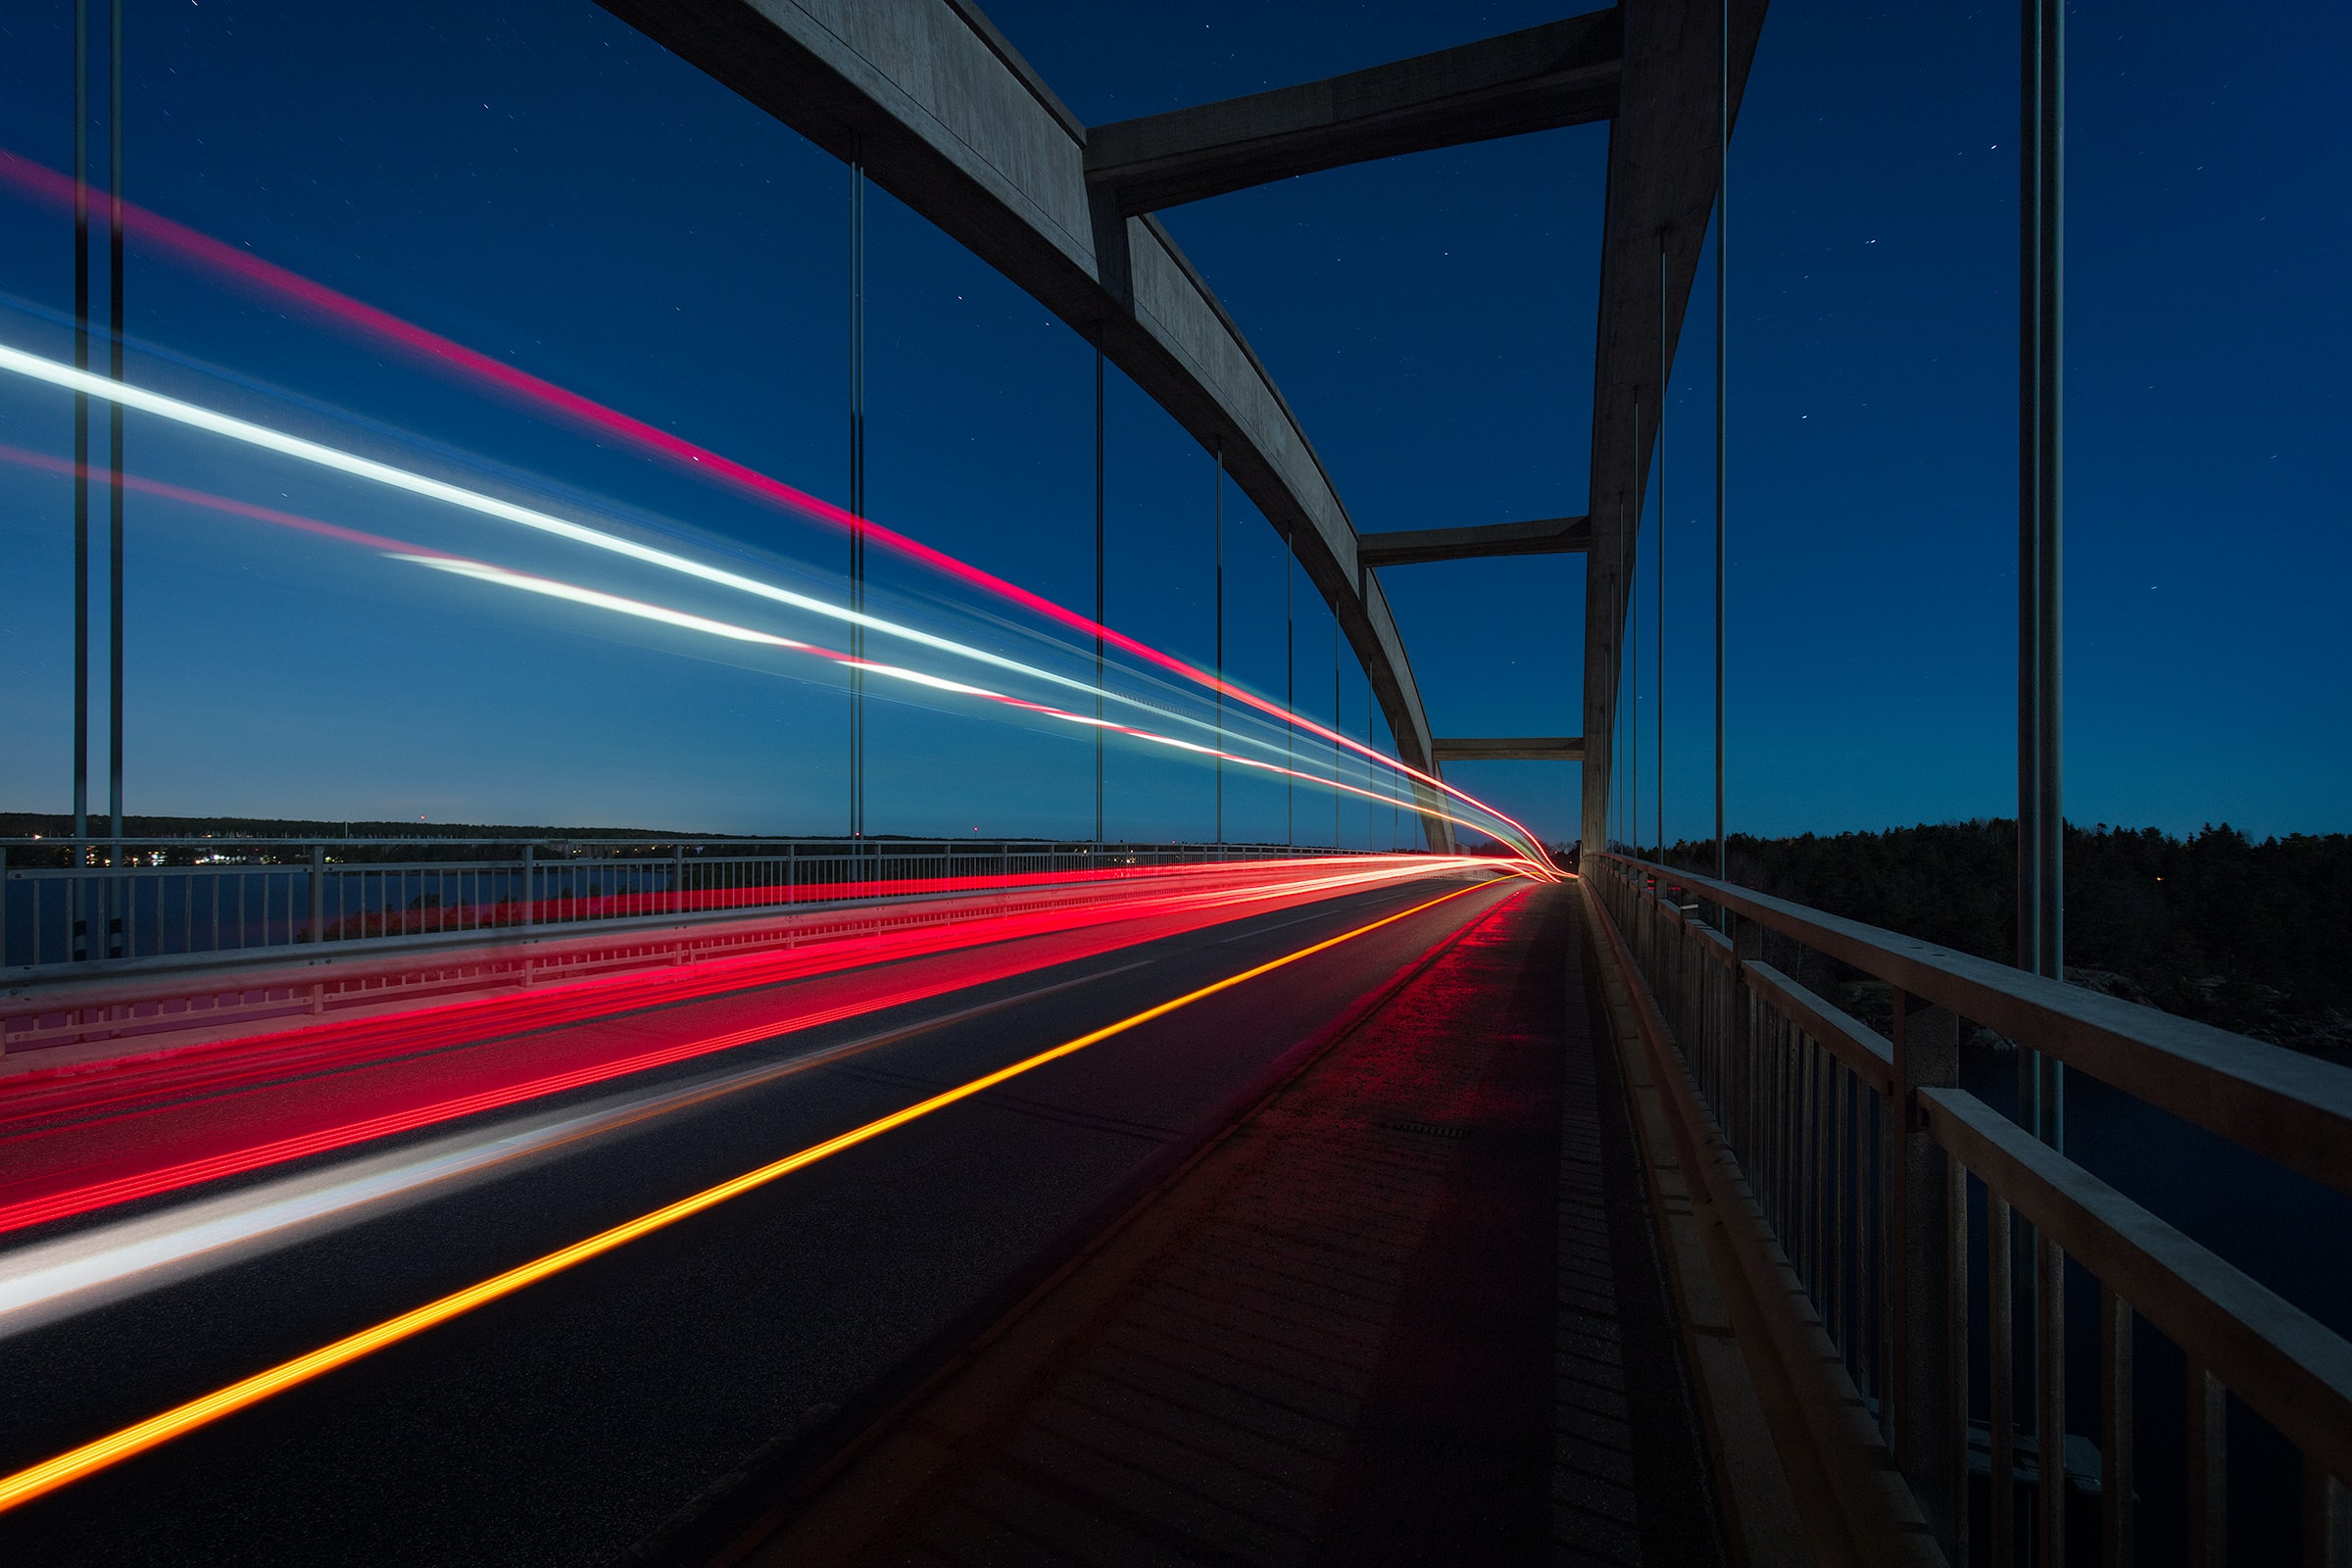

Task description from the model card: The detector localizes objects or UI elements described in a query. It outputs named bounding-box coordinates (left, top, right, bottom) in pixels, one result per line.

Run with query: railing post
left=1891, top=985, right=1962, bottom=1556
left=104, top=837, right=121, bottom=959
left=519, top=843, right=535, bottom=929
left=1732, top=916, right=1761, bottom=1156
left=1658, top=892, right=1678, bottom=1020
left=2101, top=1286, right=2134, bottom=1568
left=308, top=843, right=326, bottom=946
left=1679, top=900, right=1697, bottom=1041
left=2037, top=1228, right=2067, bottom=1568
left=1669, top=900, right=1690, bottom=1041
left=71, top=837, right=87, bottom=962
left=2187, top=1358, right=2226, bottom=1567
left=2304, top=1459, right=2347, bottom=1568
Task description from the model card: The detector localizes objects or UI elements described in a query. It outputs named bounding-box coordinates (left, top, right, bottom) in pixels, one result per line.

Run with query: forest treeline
left=1653, top=820, right=2350, bottom=1055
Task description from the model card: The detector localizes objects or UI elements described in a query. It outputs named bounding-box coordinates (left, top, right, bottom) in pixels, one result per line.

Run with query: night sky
left=0, top=1, right=2341, bottom=845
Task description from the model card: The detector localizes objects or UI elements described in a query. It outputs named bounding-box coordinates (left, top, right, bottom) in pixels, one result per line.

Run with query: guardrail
left=1, top=837, right=1362, bottom=974
left=1584, top=850, right=2352, bottom=1568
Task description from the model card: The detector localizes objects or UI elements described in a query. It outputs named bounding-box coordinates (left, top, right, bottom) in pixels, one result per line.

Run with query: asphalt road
left=0, top=868, right=1523, bottom=1565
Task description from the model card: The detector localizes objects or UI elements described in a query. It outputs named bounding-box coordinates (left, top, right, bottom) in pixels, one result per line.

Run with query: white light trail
left=0, top=342, right=1238, bottom=742
left=0, top=1096, right=625, bottom=1341
left=400, top=554, right=1536, bottom=851
left=0, top=339, right=1547, bottom=859
left=403, top=556, right=813, bottom=650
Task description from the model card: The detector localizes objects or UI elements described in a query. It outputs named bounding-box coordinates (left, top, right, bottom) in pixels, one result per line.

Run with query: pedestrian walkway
left=717, top=884, right=1723, bottom=1567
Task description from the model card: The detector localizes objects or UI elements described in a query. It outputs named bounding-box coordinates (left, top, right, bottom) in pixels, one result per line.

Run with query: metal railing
left=1586, top=850, right=2352, bottom=1568
left=1, top=837, right=1365, bottom=975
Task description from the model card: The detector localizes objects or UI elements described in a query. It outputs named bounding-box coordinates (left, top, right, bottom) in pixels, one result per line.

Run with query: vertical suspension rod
left=2013, top=1, right=2070, bottom=1495
left=2035, top=0, right=2066, bottom=1147
left=1715, top=0, right=1729, bottom=886
left=1613, top=497, right=1629, bottom=853
left=1630, top=395, right=1641, bottom=859
left=1095, top=346, right=1105, bottom=845
left=72, top=0, right=89, bottom=852
left=2017, top=0, right=2066, bottom=1144
left=108, top=0, right=125, bottom=857
left=848, top=152, right=866, bottom=839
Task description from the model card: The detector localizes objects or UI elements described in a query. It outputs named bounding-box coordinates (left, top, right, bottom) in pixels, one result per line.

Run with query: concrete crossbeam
left=1432, top=737, right=1587, bottom=763
left=1358, top=515, right=1592, bottom=569
left=1084, top=10, right=1621, bottom=216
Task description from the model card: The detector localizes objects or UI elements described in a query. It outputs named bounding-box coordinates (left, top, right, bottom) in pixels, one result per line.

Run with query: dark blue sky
left=0, top=2, right=2341, bottom=844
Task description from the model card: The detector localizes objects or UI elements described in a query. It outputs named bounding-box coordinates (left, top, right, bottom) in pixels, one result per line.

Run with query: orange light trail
left=0, top=875, right=1509, bottom=1515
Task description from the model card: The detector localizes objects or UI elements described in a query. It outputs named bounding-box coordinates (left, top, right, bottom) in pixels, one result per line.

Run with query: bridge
left=1, top=4, right=2346, bottom=1567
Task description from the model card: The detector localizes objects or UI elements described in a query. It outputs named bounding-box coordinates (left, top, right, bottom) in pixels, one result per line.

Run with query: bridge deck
left=722, top=886, right=1723, bottom=1567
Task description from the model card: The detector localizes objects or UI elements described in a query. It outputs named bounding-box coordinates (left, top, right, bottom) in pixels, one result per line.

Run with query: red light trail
left=0, top=959, right=1152, bottom=1341
left=0, top=858, right=1526, bottom=1237
left=0, top=856, right=1491, bottom=1114
left=0, top=876, right=1506, bottom=1515
left=0, top=969, right=1023, bottom=1237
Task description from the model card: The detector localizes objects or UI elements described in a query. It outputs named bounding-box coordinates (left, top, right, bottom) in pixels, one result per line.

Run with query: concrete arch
left=598, top=0, right=1451, bottom=846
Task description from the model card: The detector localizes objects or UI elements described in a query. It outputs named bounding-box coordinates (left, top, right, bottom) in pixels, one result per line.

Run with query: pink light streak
left=0, top=444, right=1549, bottom=858
left=0, top=147, right=1552, bottom=857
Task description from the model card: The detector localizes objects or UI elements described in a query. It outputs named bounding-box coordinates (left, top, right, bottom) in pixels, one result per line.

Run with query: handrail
left=1594, top=850, right=2352, bottom=1200
left=1741, top=960, right=1892, bottom=1096
left=0, top=841, right=1382, bottom=978
left=1582, top=848, right=2352, bottom=1567
left=1921, top=1086, right=2352, bottom=1479
left=0, top=835, right=1366, bottom=856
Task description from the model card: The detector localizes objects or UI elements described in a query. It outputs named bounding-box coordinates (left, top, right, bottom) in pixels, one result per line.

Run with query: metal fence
left=1587, top=850, right=2352, bottom=1568
left=1, top=837, right=1362, bottom=973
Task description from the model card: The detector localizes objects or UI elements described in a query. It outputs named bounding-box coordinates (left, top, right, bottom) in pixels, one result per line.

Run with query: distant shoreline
left=1651, top=818, right=2349, bottom=1056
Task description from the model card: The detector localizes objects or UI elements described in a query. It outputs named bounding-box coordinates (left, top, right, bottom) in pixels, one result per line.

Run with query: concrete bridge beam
left=597, top=0, right=1453, bottom=848
left=1083, top=10, right=1621, bottom=217
left=1359, top=514, right=1592, bottom=569
left=1580, top=0, right=1773, bottom=850
left=1432, top=737, right=1587, bottom=765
